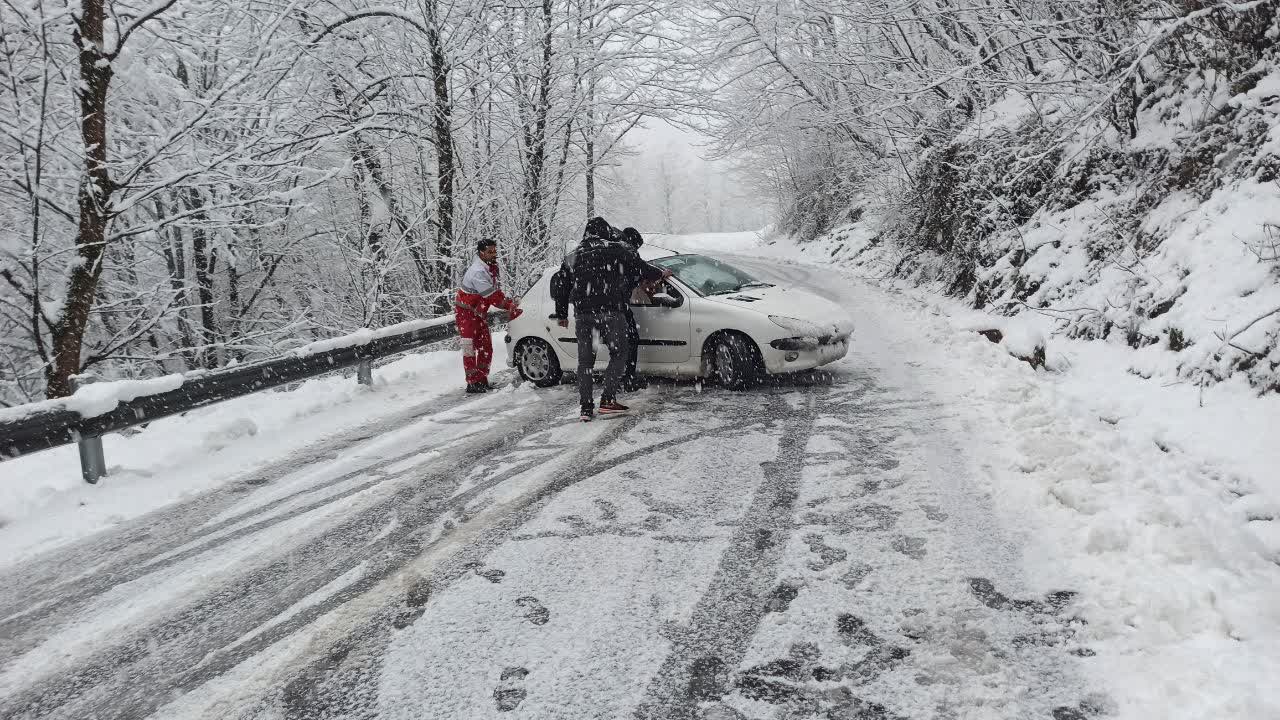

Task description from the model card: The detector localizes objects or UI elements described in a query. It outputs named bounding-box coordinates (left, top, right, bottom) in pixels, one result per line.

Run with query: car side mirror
left=652, top=292, right=682, bottom=309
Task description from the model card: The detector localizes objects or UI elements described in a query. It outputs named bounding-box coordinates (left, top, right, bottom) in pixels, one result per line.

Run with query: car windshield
left=649, top=254, right=770, bottom=296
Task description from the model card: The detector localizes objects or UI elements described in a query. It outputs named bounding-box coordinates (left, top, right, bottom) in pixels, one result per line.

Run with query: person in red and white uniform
left=455, top=239, right=521, bottom=393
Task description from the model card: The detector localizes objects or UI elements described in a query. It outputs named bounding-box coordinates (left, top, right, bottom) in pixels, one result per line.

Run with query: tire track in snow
left=0, top=387, right=573, bottom=720
left=632, top=389, right=821, bottom=720
left=0, top=376, right=521, bottom=652
left=261, top=387, right=777, bottom=720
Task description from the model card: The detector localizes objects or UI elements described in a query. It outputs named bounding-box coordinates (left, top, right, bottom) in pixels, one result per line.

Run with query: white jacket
left=460, top=256, right=499, bottom=297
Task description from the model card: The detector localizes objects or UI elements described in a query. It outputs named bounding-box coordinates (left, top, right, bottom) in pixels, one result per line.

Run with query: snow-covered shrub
left=850, top=7, right=1280, bottom=393
left=776, top=143, right=867, bottom=243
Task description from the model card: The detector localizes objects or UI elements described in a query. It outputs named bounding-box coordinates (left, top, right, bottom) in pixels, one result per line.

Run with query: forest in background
left=4, top=0, right=1279, bottom=405
left=1, top=0, right=707, bottom=404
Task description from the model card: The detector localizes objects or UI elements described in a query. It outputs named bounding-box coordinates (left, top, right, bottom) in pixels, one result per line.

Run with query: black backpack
left=550, top=267, right=570, bottom=306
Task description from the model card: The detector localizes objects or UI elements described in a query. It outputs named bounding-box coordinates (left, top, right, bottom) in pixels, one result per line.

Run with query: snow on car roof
left=640, top=244, right=676, bottom=260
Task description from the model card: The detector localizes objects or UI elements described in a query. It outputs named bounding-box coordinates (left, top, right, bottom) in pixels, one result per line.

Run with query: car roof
left=639, top=244, right=676, bottom=260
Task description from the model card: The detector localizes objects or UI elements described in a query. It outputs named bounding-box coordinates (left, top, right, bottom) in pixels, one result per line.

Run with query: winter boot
left=580, top=406, right=595, bottom=422
left=465, top=382, right=489, bottom=394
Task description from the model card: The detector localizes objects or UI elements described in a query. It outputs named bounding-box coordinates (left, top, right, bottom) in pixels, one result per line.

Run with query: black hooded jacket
left=554, top=236, right=663, bottom=317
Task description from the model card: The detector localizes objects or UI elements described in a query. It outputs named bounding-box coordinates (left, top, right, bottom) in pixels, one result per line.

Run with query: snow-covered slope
left=823, top=63, right=1280, bottom=395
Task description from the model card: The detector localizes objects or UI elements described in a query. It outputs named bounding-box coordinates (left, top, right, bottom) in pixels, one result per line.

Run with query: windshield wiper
left=737, top=281, right=773, bottom=289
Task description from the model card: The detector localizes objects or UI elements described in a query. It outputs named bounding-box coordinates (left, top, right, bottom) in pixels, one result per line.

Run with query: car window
left=649, top=255, right=766, bottom=296
left=630, top=279, right=683, bottom=306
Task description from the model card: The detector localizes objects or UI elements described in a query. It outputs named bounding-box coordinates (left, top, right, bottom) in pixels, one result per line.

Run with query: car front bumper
left=760, top=335, right=850, bottom=374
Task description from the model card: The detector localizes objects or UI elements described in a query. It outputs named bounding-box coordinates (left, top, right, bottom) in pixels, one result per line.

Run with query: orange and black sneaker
left=598, top=400, right=629, bottom=415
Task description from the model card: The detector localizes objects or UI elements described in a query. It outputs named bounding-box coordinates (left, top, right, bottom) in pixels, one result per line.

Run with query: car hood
left=703, top=284, right=854, bottom=338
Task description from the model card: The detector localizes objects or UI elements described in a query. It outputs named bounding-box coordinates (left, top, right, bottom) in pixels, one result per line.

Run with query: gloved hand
left=557, top=317, right=569, bottom=328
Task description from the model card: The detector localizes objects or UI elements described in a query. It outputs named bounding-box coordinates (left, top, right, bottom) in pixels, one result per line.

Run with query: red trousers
left=458, top=311, right=492, bottom=384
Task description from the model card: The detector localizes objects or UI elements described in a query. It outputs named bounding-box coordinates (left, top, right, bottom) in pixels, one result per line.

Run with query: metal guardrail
left=0, top=312, right=498, bottom=482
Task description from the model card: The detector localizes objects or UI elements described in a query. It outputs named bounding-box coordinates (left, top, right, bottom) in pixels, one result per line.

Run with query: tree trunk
left=585, top=75, right=596, bottom=216
left=48, top=0, right=113, bottom=398
left=522, top=0, right=555, bottom=253
left=191, top=225, right=219, bottom=368
left=226, top=242, right=242, bottom=362
left=184, top=189, right=219, bottom=368
left=425, top=0, right=456, bottom=291
left=161, top=227, right=198, bottom=369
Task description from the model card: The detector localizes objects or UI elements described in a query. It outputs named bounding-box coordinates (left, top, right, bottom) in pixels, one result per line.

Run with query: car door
left=544, top=271, right=580, bottom=362
left=630, top=280, right=692, bottom=365
left=550, top=290, right=618, bottom=368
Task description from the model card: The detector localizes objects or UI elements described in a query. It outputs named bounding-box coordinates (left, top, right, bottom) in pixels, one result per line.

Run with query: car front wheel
left=515, top=338, right=563, bottom=387
left=708, top=332, right=764, bottom=390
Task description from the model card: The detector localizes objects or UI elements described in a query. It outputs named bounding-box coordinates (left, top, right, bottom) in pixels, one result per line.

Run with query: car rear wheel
left=515, top=338, right=563, bottom=387
left=708, top=332, right=763, bottom=390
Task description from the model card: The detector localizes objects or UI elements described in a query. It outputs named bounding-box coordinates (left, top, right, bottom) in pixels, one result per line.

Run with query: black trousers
left=624, top=307, right=640, bottom=381
left=575, top=310, right=629, bottom=410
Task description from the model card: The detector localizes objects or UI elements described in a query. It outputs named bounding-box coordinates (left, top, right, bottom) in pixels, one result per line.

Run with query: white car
left=504, top=246, right=853, bottom=389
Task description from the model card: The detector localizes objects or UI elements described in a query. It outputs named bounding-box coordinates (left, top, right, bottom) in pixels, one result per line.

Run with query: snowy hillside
left=821, top=65, right=1280, bottom=394
left=684, top=0, right=1280, bottom=394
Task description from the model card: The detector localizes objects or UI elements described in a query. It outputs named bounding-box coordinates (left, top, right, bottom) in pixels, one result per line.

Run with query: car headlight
left=768, top=315, right=824, bottom=337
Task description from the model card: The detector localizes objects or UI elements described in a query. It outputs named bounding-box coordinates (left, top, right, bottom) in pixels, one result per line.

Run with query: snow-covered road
left=1, top=252, right=1273, bottom=720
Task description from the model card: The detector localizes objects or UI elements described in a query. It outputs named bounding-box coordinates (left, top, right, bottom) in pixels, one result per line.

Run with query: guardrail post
left=357, top=358, right=373, bottom=386
left=70, top=374, right=107, bottom=484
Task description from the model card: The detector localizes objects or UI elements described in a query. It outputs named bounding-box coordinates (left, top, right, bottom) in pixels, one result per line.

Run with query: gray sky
left=597, top=119, right=773, bottom=235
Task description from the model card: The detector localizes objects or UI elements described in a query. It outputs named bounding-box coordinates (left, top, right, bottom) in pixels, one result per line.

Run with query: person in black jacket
left=618, top=227, right=652, bottom=391
left=559, top=217, right=666, bottom=421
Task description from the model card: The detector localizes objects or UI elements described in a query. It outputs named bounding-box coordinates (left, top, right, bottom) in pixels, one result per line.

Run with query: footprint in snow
left=593, top=498, right=619, bottom=521
left=920, top=503, right=949, bottom=522
left=1051, top=698, right=1108, bottom=720
left=835, top=613, right=881, bottom=647
left=463, top=562, right=505, bottom=583
left=890, top=535, right=927, bottom=559
left=838, top=561, right=873, bottom=589
left=390, top=579, right=432, bottom=629
left=803, top=533, right=848, bottom=571
left=515, top=596, right=550, bottom=626
left=493, top=667, right=528, bottom=712
left=765, top=582, right=801, bottom=613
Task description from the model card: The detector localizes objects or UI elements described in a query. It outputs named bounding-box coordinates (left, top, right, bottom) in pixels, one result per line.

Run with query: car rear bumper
left=760, top=335, right=850, bottom=374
